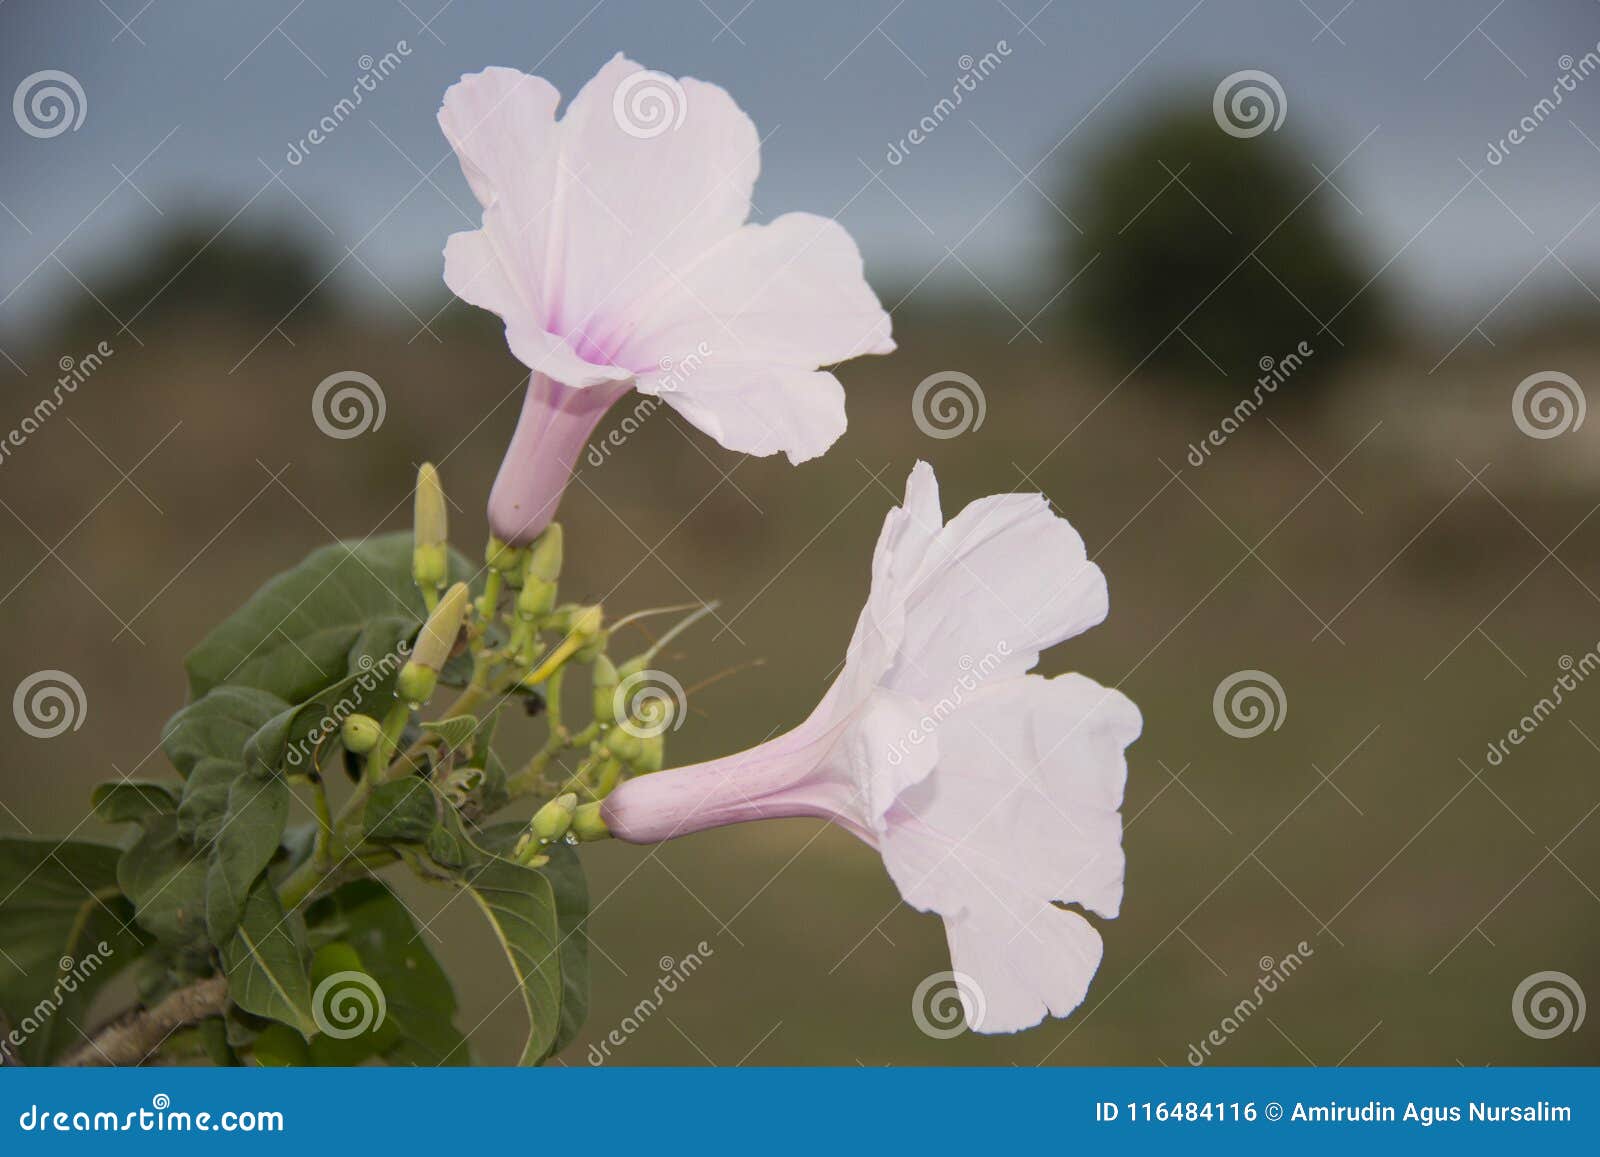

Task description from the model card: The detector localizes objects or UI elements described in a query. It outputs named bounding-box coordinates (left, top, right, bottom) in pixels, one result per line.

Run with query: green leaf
left=220, top=877, right=315, bottom=1036
left=177, top=758, right=241, bottom=844
left=0, top=839, right=143, bottom=1064
left=183, top=532, right=470, bottom=703
left=421, top=714, right=479, bottom=755
left=205, top=773, right=289, bottom=944
left=455, top=857, right=563, bottom=1065
left=162, top=686, right=288, bottom=778
left=542, top=844, right=590, bottom=1059
left=363, top=777, right=439, bottom=844
left=251, top=1023, right=309, bottom=1066
left=304, top=880, right=468, bottom=1066
left=91, top=781, right=179, bottom=825
left=117, top=814, right=208, bottom=947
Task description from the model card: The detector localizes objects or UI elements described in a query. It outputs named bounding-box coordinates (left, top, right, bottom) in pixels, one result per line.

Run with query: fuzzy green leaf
left=90, top=780, right=179, bottom=825
left=0, top=839, right=143, bottom=1064
left=162, top=686, right=288, bottom=778
left=220, top=877, right=315, bottom=1036
left=205, top=773, right=289, bottom=944
left=456, top=857, right=563, bottom=1065
left=117, top=814, right=208, bottom=948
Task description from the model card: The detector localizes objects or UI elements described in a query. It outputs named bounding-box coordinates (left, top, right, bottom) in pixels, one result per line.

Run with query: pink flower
left=603, top=463, right=1141, bottom=1033
left=439, top=55, right=895, bottom=543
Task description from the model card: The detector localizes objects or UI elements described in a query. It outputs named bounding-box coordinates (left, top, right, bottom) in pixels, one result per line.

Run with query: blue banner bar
left=2, top=1067, right=1594, bottom=1153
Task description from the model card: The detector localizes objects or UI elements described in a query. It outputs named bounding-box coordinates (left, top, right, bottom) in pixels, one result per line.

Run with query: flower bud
left=570, top=801, right=611, bottom=842
left=602, top=725, right=642, bottom=764
left=485, top=535, right=524, bottom=576
left=633, top=732, right=664, bottom=774
left=517, top=578, right=556, bottom=621
left=531, top=792, right=578, bottom=844
left=400, top=581, right=469, bottom=703
left=340, top=713, right=383, bottom=754
left=412, top=463, right=449, bottom=592
left=525, top=523, right=563, bottom=584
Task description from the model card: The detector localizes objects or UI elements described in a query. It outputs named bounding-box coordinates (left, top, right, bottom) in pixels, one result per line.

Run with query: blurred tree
left=1061, top=98, right=1384, bottom=393
left=65, top=217, right=336, bottom=336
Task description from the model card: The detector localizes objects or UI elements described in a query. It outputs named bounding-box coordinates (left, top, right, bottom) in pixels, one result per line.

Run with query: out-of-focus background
left=3, top=0, right=1599, bottom=1066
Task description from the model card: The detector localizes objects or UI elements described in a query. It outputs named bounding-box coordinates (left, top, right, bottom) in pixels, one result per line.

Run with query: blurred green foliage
left=1063, top=100, right=1384, bottom=392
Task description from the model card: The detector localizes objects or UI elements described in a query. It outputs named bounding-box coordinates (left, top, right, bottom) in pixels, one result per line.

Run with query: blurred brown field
left=3, top=283, right=1598, bottom=1065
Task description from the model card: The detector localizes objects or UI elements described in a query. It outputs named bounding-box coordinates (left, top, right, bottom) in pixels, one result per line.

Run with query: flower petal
left=648, top=363, right=847, bottom=463
left=885, top=490, right=1108, bottom=701
left=943, top=903, right=1105, bottom=1034
left=618, top=213, right=896, bottom=372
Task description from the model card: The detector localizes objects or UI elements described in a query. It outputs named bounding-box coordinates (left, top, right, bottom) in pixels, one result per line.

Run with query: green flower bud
left=570, top=801, right=611, bottom=842
left=340, top=713, right=383, bottom=754
left=517, top=577, right=556, bottom=621
left=485, top=535, right=524, bottom=576
left=531, top=792, right=578, bottom=844
left=525, top=523, right=564, bottom=584
left=633, top=732, right=664, bottom=774
left=592, top=654, right=619, bottom=724
left=400, top=581, right=468, bottom=704
left=412, top=464, right=449, bottom=592
left=602, top=725, right=642, bottom=764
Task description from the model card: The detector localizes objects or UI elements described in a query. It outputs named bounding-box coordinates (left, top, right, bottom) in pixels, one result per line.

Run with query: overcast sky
left=4, top=0, right=1600, bottom=345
